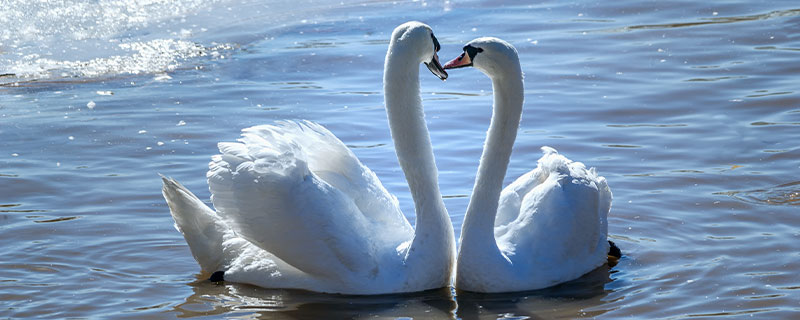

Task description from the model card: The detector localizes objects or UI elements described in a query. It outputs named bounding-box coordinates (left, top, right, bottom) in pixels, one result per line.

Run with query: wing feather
left=207, top=121, right=412, bottom=279
left=497, top=147, right=611, bottom=271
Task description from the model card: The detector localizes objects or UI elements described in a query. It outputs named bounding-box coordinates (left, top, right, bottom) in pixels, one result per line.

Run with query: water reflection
left=589, top=8, right=800, bottom=33
left=457, top=265, right=615, bottom=319
left=174, top=282, right=457, bottom=319
left=172, top=264, right=616, bottom=319
left=716, top=181, right=800, bottom=206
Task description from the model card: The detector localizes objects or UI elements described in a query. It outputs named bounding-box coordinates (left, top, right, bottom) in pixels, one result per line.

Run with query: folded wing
left=207, top=121, right=413, bottom=279
left=496, top=147, right=611, bottom=275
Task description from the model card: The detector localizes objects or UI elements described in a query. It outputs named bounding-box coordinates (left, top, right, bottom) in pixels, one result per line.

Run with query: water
left=2, top=0, right=799, bottom=318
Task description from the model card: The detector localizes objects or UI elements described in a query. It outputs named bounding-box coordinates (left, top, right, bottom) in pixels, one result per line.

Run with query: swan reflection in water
left=172, top=281, right=457, bottom=319
left=171, top=265, right=618, bottom=319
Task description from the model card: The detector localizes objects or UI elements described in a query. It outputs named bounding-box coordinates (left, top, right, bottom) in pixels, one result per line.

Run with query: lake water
left=2, top=0, right=799, bottom=318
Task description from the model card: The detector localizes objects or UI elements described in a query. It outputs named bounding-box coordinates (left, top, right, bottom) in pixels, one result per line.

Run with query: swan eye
left=463, top=45, right=483, bottom=60
left=430, top=33, right=441, bottom=52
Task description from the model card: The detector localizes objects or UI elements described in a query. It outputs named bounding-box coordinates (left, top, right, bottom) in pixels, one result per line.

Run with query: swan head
left=442, top=37, right=521, bottom=79
left=388, top=21, right=448, bottom=80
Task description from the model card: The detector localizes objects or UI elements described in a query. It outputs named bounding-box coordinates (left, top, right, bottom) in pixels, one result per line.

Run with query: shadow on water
left=170, top=265, right=616, bottom=319
left=456, top=265, right=616, bottom=319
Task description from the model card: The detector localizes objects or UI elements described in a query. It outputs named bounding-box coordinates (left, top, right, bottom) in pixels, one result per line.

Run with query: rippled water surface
left=2, top=0, right=799, bottom=318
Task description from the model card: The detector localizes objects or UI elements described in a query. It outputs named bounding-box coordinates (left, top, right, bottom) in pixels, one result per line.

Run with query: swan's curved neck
left=383, top=47, right=453, bottom=259
left=460, top=68, right=524, bottom=246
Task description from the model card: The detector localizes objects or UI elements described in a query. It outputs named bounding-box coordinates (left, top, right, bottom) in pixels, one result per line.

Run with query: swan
left=161, top=21, right=455, bottom=295
left=442, top=37, right=620, bottom=293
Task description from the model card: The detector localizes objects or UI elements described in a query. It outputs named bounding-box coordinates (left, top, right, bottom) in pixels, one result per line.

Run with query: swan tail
left=161, top=175, right=226, bottom=273
left=607, top=240, right=622, bottom=267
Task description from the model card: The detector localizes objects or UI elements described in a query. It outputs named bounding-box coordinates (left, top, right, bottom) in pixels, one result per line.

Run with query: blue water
left=2, top=0, right=799, bottom=318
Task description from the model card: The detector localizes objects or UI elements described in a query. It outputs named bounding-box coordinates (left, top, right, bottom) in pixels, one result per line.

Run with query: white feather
left=454, top=37, right=613, bottom=293
left=161, top=22, right=455, bottom=294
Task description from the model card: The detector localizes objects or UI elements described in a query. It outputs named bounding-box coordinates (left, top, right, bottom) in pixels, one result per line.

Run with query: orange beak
left=443, top=51, right=472, bottom=69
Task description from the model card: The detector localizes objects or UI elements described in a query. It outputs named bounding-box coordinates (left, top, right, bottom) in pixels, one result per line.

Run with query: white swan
left=161, top=21, right=455, bottom=295
left=443, top=37, right=618, bottom=293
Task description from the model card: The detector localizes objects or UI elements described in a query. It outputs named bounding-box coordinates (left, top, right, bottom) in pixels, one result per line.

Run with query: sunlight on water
left=0, top=0, right=222, bottom=42
left=0, top=0, right=236, bottom=83
left=4, top=39, right=233, bottom=82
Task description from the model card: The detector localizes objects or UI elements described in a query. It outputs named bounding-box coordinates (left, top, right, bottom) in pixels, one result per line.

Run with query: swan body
left=443, top=38, right=613, bottom=292
left=162, top=21, right=455, bottom=295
